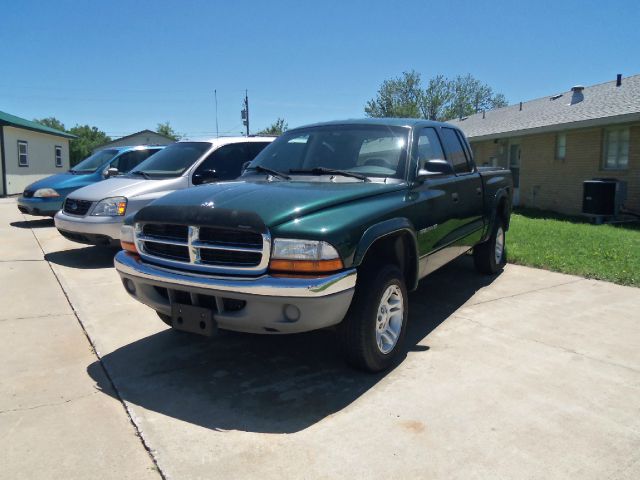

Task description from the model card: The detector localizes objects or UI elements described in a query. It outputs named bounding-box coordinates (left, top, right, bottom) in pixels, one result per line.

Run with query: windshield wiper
left=130, top=170, right=151, bottom=179
left=289, top=167, right=370, bottom=182
left=247, top=165, right=291, bottom=180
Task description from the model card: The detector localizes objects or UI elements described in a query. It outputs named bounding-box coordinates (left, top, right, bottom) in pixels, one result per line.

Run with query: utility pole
left=241, top=90, right=249, bottom=137
left=214, top=89, right=219, bottom=138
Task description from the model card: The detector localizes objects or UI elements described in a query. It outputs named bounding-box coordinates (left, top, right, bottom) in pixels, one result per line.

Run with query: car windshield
left=71, top=149, right=120, bottom=173
left=246, top=125, right=409, bottom=180
left=128, top=142, right=211, bottom=178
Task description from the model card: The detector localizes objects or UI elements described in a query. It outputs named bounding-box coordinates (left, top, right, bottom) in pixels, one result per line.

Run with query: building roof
left=0, top=110, right=76, bottom=139
left=449, top=74, right=640, bottom=140
left=97, top=129, right=174, bottom=148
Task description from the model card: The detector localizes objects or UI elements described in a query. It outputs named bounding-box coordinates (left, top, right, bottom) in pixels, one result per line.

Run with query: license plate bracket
left=171, top=303, right=217, bottom=336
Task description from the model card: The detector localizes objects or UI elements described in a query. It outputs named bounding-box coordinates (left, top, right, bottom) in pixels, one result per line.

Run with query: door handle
left=451, top=192, right=459, bottom=203
left=476, top=187, right=482, bottom=196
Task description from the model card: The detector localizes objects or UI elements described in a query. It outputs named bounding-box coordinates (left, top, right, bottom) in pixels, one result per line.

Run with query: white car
left=54, top=136, right=274, bottom=246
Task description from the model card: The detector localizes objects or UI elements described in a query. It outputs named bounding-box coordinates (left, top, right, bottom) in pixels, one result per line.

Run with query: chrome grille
left=63, top=198, right=93, bottom=216
left=135, top=223, right=270, bottom=274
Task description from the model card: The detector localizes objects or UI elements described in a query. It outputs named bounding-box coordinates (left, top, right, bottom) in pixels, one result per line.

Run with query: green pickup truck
left=115, top=119, right=512, bottom=371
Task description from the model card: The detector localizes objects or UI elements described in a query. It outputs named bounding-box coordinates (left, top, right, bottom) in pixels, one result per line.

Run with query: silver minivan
left=54, top=136, right=274, bottom=245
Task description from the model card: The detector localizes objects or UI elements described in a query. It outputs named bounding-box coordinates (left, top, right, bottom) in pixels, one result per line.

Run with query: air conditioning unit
left=582, top=179, right=627, bottom=217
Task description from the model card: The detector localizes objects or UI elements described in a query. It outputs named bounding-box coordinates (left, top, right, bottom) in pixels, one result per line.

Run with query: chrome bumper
left=115, top=251, right=356, bottom=298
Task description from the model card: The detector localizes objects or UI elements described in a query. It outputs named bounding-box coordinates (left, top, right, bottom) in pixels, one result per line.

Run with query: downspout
left=0, top=125, right=7, bottom=197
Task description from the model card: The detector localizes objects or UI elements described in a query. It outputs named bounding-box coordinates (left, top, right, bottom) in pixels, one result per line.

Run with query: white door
left=509, top=143, right=521, bottom=205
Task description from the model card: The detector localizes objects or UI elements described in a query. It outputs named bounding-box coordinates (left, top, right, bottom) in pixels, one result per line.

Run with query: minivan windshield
left=246, top=125, right=409, bottom=180
left=128, top=142, right=211, bottom=178
left=71, top=149, right=120, bottom=174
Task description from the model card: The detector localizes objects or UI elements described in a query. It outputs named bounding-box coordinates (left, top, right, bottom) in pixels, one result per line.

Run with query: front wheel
left=474, top=219, right=507, bottom=274
left=339, top=264, right=408, bottom=372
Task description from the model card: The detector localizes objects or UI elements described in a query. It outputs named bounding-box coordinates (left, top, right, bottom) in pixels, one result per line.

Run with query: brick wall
left=470, top=124, right=640, bottom=215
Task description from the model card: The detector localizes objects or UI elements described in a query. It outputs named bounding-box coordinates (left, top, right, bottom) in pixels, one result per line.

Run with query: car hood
left=25, top=172, right=96, bottom=192
left=135, top=180, right=406, bottom=228
left=67, top=176, right=181, bottom=201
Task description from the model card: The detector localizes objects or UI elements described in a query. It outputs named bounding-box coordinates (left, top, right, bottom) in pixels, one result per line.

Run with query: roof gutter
left=464, top=112, right=640, bottom=141
left=0, top=126, right=7, bottom=196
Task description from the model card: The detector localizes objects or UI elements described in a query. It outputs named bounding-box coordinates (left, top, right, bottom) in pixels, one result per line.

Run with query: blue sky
left=1, top=0, right=638, bottom=139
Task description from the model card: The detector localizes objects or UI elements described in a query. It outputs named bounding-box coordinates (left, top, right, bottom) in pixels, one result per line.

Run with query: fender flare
left=483, top=188, right=512, bottom=243
left=352, top=218, right=420, bottom=291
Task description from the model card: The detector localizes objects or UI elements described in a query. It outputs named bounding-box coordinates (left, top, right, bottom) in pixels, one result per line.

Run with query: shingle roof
left=0, top=110, right=75, bottom=139
left=448, top=74, right=640, bottom=140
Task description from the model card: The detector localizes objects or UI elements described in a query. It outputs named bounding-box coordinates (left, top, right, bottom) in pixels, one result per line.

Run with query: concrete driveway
left=1, top=196, right=639, bottom=480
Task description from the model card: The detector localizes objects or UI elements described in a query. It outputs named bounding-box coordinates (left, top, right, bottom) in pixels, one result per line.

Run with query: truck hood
left=67, top=176, right=182, bottom=201
left=136, top=180, right=406, bottom=228
left=25, top=172, right=96, bottom=192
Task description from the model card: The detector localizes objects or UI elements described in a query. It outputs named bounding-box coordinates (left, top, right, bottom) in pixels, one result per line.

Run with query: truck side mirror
left=417, top=159, right=454, bottom=181
left=104, top=167, right=119, bottom=178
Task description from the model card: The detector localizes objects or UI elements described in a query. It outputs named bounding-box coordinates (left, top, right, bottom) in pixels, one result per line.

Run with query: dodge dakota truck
left=115, top=119, right=512, bottom=372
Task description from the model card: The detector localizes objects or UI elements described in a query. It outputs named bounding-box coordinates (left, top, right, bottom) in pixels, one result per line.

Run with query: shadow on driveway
left=88, top=256, right=500, bottom=433
left=11, top=218, right=54, bottom=229
left=45, top=246, right=119, bottom=269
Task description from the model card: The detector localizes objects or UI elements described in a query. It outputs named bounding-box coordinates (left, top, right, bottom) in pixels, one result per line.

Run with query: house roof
left=98, top=129, right=174, bottom=148
left=0, top=110, right=76, bottom=139
left=448, top=74, right=640, bottom=140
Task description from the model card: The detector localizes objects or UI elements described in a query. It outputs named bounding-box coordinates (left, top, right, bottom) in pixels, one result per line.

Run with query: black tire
left=474, top=218, right=507, bottom=274
left=339, top=264, right=408, bottom=372
left=157, top=311, right=173, bottom=326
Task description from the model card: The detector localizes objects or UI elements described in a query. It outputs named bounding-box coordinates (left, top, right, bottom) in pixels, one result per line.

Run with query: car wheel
left=474, top=218, right=507, bottom=274
left=340, top=264, right=408, bottom=372
left=157, top=311, right=173, bottom=326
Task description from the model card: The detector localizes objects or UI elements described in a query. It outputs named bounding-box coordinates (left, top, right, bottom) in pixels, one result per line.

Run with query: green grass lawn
left=507, top=208, right=640, bottom=287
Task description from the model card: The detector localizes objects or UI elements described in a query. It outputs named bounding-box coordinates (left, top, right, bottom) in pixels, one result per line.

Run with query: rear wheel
left=474, top=218, right=507, bottom=274
left=339, top=264, right=408, bottom=372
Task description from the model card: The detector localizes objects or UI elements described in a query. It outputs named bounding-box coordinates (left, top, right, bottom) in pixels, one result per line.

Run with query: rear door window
left=440, top=128, right=472, bottom=174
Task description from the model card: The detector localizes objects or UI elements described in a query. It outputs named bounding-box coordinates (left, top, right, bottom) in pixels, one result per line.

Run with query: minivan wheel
left=474, top=218, right=507, bottom=274
left=340, top=264, right=408, bottom=372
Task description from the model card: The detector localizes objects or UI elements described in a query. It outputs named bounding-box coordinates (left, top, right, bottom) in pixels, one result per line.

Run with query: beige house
left=449, top=74, right=640, bottom=215
left=0, top=111, right=75, bottom=196
left=94, top=129, right=174, bottom=152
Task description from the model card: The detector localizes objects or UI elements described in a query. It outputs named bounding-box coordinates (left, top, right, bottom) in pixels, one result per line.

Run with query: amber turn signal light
left=269, top=258, right=343, bottom=274
left=121, top=240, right=138, bottom=254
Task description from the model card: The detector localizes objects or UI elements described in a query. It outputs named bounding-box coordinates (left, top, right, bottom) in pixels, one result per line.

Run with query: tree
left=33, top=117, right=66, bottom=132
left=365, top=72, right=508, bottom=121
left=156, top=121, right=181, bottom=141
left=258, top=118, right=288, bottom=135
left=364, top=71, right=423, bottom=119
left=67, top=125, right=111, bottom=166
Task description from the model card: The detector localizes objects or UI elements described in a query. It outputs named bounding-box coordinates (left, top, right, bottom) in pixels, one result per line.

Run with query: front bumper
left=114, top=251, right=357, bottom=334
left=17, top=196, right=64, bottom=216
left=54, top=210, right=124, bottom=246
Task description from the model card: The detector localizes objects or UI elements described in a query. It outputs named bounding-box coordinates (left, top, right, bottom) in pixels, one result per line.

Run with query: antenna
left=214, top=89, right=219, bottom=138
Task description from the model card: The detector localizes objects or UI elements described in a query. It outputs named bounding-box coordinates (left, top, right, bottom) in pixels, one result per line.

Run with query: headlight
left=91, top=197, right=127, bottom=216
left=270, top=238, right=343, bottom=273
left=33, top=188, right=60, bottom=198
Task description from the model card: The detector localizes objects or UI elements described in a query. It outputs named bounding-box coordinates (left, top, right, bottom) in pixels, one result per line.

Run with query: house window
left=55, top=146, right=63, bottom=167
left=18, top=141, right=28, bottom=167
left=603, top=127, right=629, bottom=169
left=556, top=133, right=566, bottom=161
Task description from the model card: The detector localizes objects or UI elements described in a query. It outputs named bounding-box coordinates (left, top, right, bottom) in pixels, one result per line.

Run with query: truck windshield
left=128, top=142, right=211, bottom=178
left=247, top=125, right=409, bottom=180
left=71, top=149, right=120, bottom=173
